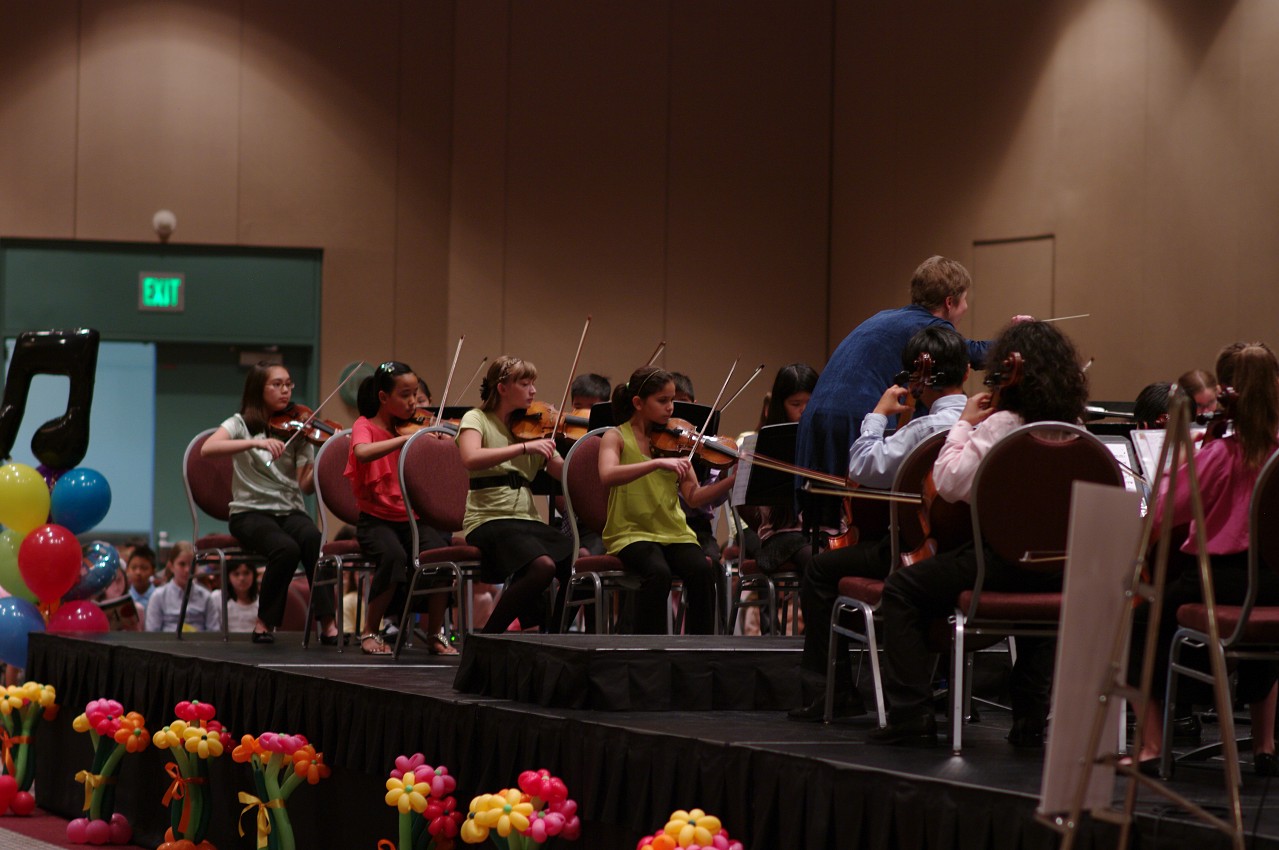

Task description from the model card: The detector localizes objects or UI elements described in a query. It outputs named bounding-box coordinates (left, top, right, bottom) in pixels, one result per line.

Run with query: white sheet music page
left=731, top=433, right=757, bottom=507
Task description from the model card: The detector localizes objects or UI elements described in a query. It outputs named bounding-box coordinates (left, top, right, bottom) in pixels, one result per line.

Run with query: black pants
left=228, top=510, right=328, bottom=628
left=799, top=537, right=891, bottom=700
left=356, top=513, right=449, bottom=620
left=617, top=541, right=715, bottom=635
left=880, top=542, right=1060, bottom=724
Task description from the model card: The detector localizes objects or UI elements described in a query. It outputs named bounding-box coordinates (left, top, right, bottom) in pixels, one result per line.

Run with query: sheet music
left=731, top=433, right=757, bottom=507
left=1102, top=442, right=1138, bottom=493
left=1131, top=427, right=1201, bottom=481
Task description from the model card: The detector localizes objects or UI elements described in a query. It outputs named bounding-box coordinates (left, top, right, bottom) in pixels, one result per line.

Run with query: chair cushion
left=321, top=539, right=363, bottom=557
left=837, top=576, right=884, bottom=606
left=417, top=545, right=483, bottom=565
left=956, top=590, right=1062, bottom=620
left=571, top=554, right=626, bottom=575
left=722, top=543, right=741, bottom=561
left=196, top=534, right=241, bottom=550
left=1178, top=603, right=1279, bottom=643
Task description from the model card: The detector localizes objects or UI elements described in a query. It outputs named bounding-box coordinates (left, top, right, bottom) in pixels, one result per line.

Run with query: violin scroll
left=269, top=404, right=343, bottom=447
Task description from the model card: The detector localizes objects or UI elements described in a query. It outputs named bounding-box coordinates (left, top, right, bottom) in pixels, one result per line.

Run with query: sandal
left=429, top=633, right=459, bottom=656
left=359, top=633, right=392, bottom=656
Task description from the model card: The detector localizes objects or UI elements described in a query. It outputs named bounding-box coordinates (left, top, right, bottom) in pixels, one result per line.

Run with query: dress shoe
left=251, top=630, right=275, bottom=644
left=1007, top=716, right=1046, bottom=749
left=1256, top=752, right=1278, bottom=777
left=868, top=713, right=938, bottom=747
left=1170, top=714, right=1202, bottom=745
left=787, top=691, right=867, bottom=723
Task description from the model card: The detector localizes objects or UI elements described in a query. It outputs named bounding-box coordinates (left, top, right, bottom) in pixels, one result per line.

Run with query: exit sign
left=139, top=273, right=185, bottom=312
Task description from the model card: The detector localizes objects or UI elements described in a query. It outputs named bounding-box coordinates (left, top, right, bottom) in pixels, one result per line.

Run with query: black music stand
left=741, top=422, right=797, bottom=509
left=673, top=401, right=720, bottom=437
left=586, top=401, right=614, bottom=430
left=425, top=405, right=472, bottom=422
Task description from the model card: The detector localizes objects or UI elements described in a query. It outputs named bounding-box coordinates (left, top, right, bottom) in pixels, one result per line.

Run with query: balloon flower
left=0, top=681, right=57, bottom=816
left=152, top=700, right=226, bottom=850
left=67, top=698, right=142, bottom=844
left=231, top=730, right=330, bottom=850
left=635, top=810, right=743, bottom=850
left=383, top=753, right=463, bottom=850
left=460, top=768, right=580, bottom=849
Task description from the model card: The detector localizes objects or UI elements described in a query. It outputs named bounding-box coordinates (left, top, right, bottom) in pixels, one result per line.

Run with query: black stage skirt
left=466, top=519, right=574, bottom=584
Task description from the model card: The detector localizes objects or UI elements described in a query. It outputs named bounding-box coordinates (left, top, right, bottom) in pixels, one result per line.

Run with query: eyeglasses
left=267, top=380, right=295, bottom=391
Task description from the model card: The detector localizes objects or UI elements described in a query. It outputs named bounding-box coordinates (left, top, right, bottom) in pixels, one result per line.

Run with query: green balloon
left=0, top=528, right=38, bottom=604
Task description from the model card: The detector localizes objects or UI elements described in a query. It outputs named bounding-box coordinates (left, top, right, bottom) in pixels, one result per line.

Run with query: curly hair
left=984, top=321, right=1087, bottom=424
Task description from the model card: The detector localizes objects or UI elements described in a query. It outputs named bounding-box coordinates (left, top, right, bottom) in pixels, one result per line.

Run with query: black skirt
left=466, top=519, right=574, bottom=584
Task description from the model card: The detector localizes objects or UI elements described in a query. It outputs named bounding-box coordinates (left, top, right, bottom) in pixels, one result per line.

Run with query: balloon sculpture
left=0, top=681, right=58, bottom=816
left=635, top=810, right=743, bottom=850
left=68, top=699, right=146, bottom=844
left=153, top=700, right=226, bottom=850
left=231, top=731, right=330, bottom=850
left=460, top=769, right=580, bottom=848
left=383, top=754, right=463, bottom=850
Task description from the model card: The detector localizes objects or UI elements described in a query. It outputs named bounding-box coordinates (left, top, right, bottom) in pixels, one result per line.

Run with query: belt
left=469, top=471, right=530, bottom=491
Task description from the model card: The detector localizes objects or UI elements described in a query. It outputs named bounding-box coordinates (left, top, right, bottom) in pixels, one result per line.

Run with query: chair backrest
left=972, top=422, right=1124, bottom=569
left=313, top=430, right=361, bottom=534
left=398, top=427, right=470, bottom=536
left=1253, top=450, right=1279, bottom=578
left=183, top=429, right=234, bottom=537
left=889, top=430, right=949, bottom=564
left=561, top=429, right=611, bottom=542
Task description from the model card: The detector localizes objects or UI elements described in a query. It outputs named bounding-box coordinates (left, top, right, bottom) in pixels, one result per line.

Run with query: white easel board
left=1038, top=481, right=1143, bottom=815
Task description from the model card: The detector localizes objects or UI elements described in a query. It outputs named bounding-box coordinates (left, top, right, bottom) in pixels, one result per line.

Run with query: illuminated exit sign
left=138, top=273, right=185, bottom=312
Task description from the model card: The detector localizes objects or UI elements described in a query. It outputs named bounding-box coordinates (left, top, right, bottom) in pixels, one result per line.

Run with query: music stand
left=736, top=422, right=797, bottom=509
left=425, top=405, right=471, bottom=423
left=673, top=401, right=720, bottom=436
left=587, top=401, right=614, bottom=430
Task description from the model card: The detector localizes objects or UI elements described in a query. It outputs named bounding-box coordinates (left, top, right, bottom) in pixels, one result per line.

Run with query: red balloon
left=47, top=600, right=108, bottom=634
left=17, top=524, right=81, bottom=603
left=10, top=790, right=34, bottom=816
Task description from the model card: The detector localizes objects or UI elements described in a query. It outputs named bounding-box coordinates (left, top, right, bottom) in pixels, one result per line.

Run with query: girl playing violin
left=455, top=356, right=574, bottom=633
left=344, top=361, right=457, bottom=656
left=872, top=320, right=1088, bottom=748
left=598, top=366, right=736, bottom=635
left=200, top=362, right=337, bottom=644
left=1130, top=342, right=1279, bottom=775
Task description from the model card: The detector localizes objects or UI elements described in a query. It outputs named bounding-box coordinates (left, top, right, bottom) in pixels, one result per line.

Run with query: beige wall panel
left=1235, top=1, right=1279, bottom=351
left=1050, top=0, right=1150, bottom=401
left=238, top=2, right=401, bottom=393
left=0, top=0, right=78, bottom=238
left=501, top=2, right=669, bottom=396
left=831, top=2, right=979, bottom=356
left=448, top=0, right=510, bottom=383
left=393, top=2, right=456, bottom=391
left=76, top=0, right=240, bottom=243
left=665, top=0, right=831, bottom=438
left=1140, top=2, right=1242, bottom=383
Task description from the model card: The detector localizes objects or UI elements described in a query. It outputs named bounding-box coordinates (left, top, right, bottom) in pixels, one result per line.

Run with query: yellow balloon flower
left=385, top=770, right=430, bottom=814
left=665, top=809, right=722, bottom=848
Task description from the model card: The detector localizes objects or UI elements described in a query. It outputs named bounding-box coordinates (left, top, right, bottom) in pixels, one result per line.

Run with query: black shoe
left=787, top=691, right=867, bottom=723
left=1007, top=716, right=1046, bottom=749
left=251, top=630, right=275, bottom=644
left=319, top=633, right=340, bottom=646
left=1170, top=714, right=1202, bottom=745
left=1256, top=752, right=1278, bottom=777
left=869, top=713, right=938, bottom=747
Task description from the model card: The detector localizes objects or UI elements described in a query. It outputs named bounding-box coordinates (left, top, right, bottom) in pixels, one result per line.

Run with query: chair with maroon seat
left=393, top=426, right=479, bottom=658
left=558, top=429, right=639, bottom=633
left=1160, top=448, right=1279, bottom=777
left=824, top=430, right=958, bottom=725
left=303, top=430, right=378, bottom=650
left=724, top=506, right=806, bottom=636
left=948, top=421, right=1123, bottom=754
left=180, top=429, right=269, bottom=639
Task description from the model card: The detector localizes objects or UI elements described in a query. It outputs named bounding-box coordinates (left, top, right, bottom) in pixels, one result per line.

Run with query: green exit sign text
left=138, top=273, right=185, bottom=312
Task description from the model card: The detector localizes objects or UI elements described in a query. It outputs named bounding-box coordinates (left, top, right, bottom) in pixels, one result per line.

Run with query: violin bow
left=736, top=448, right=920, bottom=503
left=553, top=316, right=592, bottom=436
left=453, top=356, right=489, bottom=406
left=714, top=363, right=765, bottom=416
left=266, top=361, right=366, bottom=467
left=687, top=357, right=738, bottom=462
left=1041, top=313, right=1090, bottom=323
left=431, top=336, right=467, bottom=427
left=645, top=340, right=666, bottom=367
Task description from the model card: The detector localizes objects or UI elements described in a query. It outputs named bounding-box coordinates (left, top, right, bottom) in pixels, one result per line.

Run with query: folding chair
left=303, top=430, right=378, bottom=650
left=180, top=429, right=268, bottom=639
left=949, top=422, right=1123, bottom=754
left=392, top=427, right=480, bottom=658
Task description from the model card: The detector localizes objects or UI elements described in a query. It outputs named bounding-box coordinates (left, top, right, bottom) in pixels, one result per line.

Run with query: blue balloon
left=0, top=597, right=45, bottom=667
left=63, top=541, right=121, bottom=602
left=49, top=468, right=112, bottom=535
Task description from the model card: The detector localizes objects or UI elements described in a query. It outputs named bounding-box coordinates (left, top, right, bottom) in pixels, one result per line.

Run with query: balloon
left=67, top=818, right=89, bottom=843
left=84, top=818, right=110, bottom=844
left=8, top=790, right=33, bottom=816
left=0, top=462, right=51, bottom=536
left=0, top=328, right=100, bottom=470
left=108, top=814, right=132, bottom=845
left=47, top=600, right=108, bottom=633
left=50, top=468, right=112, bottom=534
left=37, top=463, right=67, bottom=490
left=0, top=775, right=15, bottom=813
left=18, top=524, right=82, bottom=603
left=0, top=597, right=44, bottom=667
left=63, top=541, right=120, bottom=602
left=0, top=528, right=36, bottom=604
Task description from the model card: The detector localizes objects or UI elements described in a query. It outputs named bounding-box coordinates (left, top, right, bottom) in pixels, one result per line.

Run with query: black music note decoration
left=0, top=329, right=100, bottom=469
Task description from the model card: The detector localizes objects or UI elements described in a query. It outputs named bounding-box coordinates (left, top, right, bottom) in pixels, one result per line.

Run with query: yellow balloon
left=0, top=463, right=50, bottom=536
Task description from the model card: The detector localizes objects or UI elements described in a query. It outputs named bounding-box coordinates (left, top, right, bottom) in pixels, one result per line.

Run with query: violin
left=890, top=352, right=935, bottom=429
left=394, top=406, right=459, bottom=437
left=509, top=401, right=594, bottom=444
left=649, top=418, right=739, bottom=469
left=269, top=403, right=343, bottom=447
left=1198, top=386, right=1236, bottom=445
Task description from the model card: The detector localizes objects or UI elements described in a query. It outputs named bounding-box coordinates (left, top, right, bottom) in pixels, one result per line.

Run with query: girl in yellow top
left=598, top=366, right=736, bottom=634
left=456, top=356, right=574, bottom=633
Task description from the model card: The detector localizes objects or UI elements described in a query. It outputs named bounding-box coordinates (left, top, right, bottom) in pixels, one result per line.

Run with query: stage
left=23, top=631, right=1279, bottom=850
